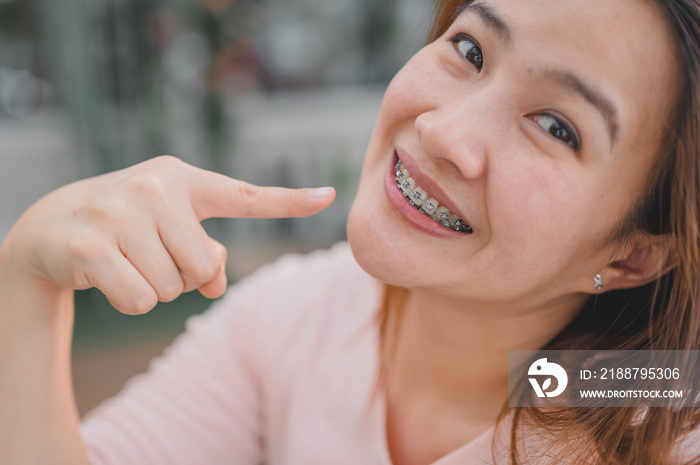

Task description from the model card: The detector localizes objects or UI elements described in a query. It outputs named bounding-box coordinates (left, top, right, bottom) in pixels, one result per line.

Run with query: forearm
left=0, top=248, right=89, bottom=465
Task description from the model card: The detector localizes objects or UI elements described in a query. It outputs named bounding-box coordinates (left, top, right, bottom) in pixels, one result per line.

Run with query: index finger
left=187, top=167, right=336, bottom=221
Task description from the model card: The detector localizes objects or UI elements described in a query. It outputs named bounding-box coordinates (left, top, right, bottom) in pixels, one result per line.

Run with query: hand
left=1, top=156, right=335, bottom=314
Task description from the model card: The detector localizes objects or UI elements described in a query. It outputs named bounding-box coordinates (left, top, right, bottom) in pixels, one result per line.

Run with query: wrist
left=0, top=249, right=74, bottom=341
left=0, top=231, right=66, bottom=299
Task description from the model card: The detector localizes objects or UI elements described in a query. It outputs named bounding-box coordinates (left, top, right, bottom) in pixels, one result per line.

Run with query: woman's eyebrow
left=457, top=1, right=619, bottom=150
left=456, top=2, right=512, bottom=46
left=529, top=67, right=619, bottom=150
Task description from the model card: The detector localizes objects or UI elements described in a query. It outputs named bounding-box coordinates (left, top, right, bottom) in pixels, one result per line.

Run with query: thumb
left=198, top=238, right=228, bottom=299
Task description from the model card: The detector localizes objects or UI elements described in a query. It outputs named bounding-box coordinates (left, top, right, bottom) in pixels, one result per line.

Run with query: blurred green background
left=0, top=0, right=431, bottom=414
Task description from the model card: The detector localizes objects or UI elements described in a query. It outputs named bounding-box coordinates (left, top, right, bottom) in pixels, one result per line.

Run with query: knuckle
left=70, top=266, right=93, bottom=290
left=130, top=292, right=158, bottom=315
left=210, top=239, right=227, bottom=259
left=150, top=155, right=185, bottom=169
left=80, top=197, right=129, bottom=230
left=122, top=173, right=168, bottom=201
left=180, top=276, right=199, bottom=293
left=131, top=155, right=186, bottom=182
left=285, top=189, right=304, bottom=216
left=218, top=245, right=228, bottom=263
left=66, top=233, right=105, bottom=263
left=145, top=155, right=189, bottom=177
left=235, top=182, right=260, bottom=214
left=66, top=234, right=112, bottom=290
left=185, top=254, right=221, bottom=283
left=159, top=281, right=184, bottom=303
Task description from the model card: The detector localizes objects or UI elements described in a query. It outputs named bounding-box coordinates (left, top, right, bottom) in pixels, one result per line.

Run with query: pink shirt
left=80, top=242, right=699, bottom=464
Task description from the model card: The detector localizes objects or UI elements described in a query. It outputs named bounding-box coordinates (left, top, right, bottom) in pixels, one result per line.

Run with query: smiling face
left=347, top=0, right=683, bottom=310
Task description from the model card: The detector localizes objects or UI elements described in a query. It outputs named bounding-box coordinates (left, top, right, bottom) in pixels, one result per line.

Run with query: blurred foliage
left=73, top=287, right=216, bottom=350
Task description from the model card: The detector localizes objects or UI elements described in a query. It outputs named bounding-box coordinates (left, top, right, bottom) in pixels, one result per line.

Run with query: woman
left=1, top=0, right=699, bottom=464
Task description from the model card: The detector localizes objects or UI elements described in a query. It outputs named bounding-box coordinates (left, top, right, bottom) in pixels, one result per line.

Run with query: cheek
left=371, top=52, right=444, bottom=140
left=490, top=158, right=591, bottom=262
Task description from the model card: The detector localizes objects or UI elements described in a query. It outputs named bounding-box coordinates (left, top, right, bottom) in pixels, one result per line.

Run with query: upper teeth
left=394, top=160, right=472, bottom=234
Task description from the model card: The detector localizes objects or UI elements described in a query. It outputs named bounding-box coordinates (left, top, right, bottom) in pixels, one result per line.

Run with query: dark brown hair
left=371, top=1, right=700, bottom=463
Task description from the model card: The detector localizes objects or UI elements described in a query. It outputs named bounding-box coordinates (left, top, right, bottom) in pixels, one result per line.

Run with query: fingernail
left=309, top=187, right=335, bottom=199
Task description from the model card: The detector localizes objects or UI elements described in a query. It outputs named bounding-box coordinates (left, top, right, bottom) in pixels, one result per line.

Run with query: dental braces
left=394, top=161, right=473, bottom=234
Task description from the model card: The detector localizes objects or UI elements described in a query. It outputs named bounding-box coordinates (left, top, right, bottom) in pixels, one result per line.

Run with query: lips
left=394, top=147, right=473, bottom=234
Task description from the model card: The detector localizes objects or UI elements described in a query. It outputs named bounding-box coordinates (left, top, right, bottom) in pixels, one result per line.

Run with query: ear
left=602, top=234, right=675, bottom=291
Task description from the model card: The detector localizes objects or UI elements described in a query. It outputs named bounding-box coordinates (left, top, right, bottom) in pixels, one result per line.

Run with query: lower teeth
left=394, top=160, right=472, bottom=234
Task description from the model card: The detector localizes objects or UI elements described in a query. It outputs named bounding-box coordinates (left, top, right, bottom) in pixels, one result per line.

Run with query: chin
left=346, top=191, right=414, bottom=288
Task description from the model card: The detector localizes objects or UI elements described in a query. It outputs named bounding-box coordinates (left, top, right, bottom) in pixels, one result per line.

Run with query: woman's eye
left=531, top=114, right=580, bottom=151
left=450, top=33, right=483, bottom=71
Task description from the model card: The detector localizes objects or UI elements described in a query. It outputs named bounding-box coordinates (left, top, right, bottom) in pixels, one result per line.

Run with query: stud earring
left=594, top=274, right=604, bottom=291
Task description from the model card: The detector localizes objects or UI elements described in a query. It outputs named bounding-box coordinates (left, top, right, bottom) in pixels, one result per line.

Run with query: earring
left=594, top=274, right=604, bottom=291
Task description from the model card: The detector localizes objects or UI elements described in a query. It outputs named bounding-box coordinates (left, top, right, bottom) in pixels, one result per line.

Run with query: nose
left=415, top=101, right=488, bottom=181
